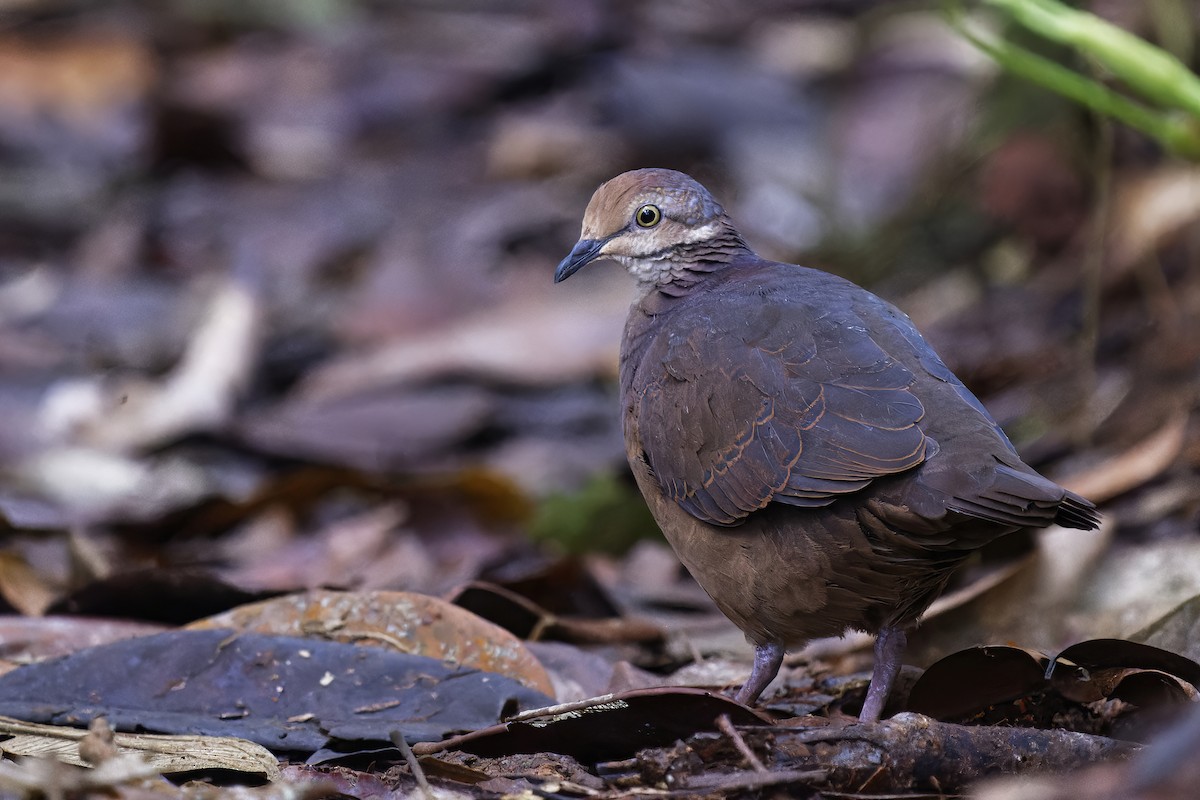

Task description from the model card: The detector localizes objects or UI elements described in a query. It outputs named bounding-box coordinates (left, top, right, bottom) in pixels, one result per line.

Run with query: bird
left=554, top=168, right=1099, bottom=721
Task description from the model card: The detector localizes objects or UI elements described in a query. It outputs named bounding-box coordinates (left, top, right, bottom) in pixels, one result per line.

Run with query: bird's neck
left=626, top=224, right=752, bottom=299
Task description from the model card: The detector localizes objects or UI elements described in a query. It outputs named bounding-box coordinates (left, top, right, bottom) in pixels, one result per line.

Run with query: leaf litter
left=0, top=0, right=1198, bottom=798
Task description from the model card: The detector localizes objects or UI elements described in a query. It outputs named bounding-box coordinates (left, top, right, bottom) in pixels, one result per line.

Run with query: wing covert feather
left=633, top=296, right=930, bottom=526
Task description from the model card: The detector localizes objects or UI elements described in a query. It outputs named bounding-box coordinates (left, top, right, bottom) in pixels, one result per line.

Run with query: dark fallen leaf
left=451, top=580, right=664, bottom=645
left=478, top=552, right=620, bottom=618
left=47, top=568, right=279, bottom=625
left=906, top=645, right=1051, bottom=721
left=0, top=629, right=552, bottom=754
left=1054, top=639, right=1200, bottom=691
left=412, top=686, right=769, bottom=763
left=908, top=639, right=1200, bottom=732
left=1108, top=670, right=1193, bottom=708
left=450, top=581, right=543, bottom=639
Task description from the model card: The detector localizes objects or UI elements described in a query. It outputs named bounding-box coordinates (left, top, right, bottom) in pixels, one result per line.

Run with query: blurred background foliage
left=0, top=0, right=1196, bottom=578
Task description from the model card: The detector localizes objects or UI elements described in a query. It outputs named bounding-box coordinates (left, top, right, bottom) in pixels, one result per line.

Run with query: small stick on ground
left=716, top=713, right=766, bottom=772
left=390, top=731, right=436, bottom=800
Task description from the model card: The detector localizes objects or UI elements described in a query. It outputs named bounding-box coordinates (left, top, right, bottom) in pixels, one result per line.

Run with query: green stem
left=952, top=15, right=1200, bottom=158
left=986, top=0, right=1200, bottom=119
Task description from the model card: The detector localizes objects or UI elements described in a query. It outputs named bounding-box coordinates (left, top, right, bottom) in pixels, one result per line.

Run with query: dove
left=555, top=168, right=1098, bottom=719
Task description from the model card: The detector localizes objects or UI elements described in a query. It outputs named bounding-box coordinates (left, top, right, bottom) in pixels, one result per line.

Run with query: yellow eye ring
left=635, top=204, right=662, bottom=228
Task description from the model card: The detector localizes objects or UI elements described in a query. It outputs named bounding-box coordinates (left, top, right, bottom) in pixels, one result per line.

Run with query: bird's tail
left=1056, top=491, right=1101, bottom=530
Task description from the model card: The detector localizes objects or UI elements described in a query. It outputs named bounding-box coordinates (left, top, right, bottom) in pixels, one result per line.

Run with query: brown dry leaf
left=4, top=279, right=261, bottom=523
left=0, top=616, right=167, bottom=664
left=1060, top=413, right=1189, bottom=504
left=188, top=589, right=554, bottom=697
left=0, top=752, right=164, bottom=798
left=42, top=277, right=261, bottom=454
left=0, top=716, right=280, bottom=779
left=217, top=504, right=408, bottom=593
left=213, top=469, right=523, bottom=595
left=0, top=552, right=58, bottom=617
left=237, top=384, right=494, bottom=471
left=298, top=286, right=631, bottom=404
left=485, top=113, right=629, bottom=180
left=1111, top=166, right=1200, bottom=273
left=0, top=36, right=153, bottom=127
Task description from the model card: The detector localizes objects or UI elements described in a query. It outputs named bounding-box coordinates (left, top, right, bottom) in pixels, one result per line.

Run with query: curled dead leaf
left=909, top=639, right=1200, bottom=730
left=0, top=715, right=280, bottom=779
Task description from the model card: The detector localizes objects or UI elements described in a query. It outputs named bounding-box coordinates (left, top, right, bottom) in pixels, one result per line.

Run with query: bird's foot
left=734, top=641, right=786, bottom=705
left=859, top=625, right=907, bottom=721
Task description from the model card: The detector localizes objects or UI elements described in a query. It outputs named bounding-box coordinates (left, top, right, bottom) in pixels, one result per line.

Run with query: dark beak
left=554, top=238, right=607, bottom=283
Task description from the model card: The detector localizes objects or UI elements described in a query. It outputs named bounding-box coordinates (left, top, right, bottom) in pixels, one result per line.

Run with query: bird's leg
left=860, top=625, right=907, bottom=721
left=734, top=641, right=786, bottom=705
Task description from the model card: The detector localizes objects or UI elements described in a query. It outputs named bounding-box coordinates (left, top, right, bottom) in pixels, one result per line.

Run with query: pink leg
left=860, top=625, right=907, bottom=721
left=735, top=641, right=786, bottom=705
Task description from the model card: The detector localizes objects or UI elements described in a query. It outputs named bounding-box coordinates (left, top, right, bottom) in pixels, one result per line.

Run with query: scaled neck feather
left=626, top=221, right=750, bottom=299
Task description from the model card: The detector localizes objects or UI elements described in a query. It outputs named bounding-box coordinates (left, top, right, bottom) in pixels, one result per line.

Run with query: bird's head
left=555, top=168, right=746, bottom=287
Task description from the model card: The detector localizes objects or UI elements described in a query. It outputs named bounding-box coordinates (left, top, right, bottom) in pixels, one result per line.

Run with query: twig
left=715, top=714, right=766, bottom=773
left=390, top=731, right=436, bottom=800
left=682, top=768, right=827, bottom=794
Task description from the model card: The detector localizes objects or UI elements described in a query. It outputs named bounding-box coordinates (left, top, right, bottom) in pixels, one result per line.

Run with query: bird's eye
left=635, top=204, right=662, bottom=228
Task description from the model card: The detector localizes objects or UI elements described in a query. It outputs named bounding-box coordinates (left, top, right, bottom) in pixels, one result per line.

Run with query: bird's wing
left=632, top=294, right=930, bottom=526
